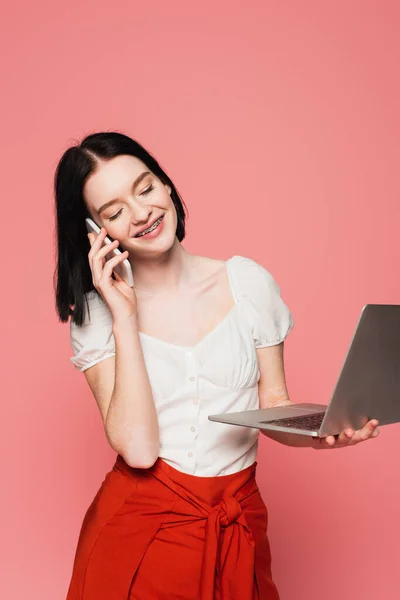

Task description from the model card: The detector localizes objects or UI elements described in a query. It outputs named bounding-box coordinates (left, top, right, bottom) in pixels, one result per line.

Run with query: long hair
left=53, top=131, right=188, bottom=326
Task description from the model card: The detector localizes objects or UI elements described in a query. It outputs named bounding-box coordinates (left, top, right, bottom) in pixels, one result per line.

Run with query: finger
left=88, top=227, right=107, bottom=258
left=360, top=420, right=379, bottom=441
left=365, top=420, right=380, bottom=439
left=100, top=251, right=129, bottom=282
left=337, top=429, right=354, bottom=444
left=100, top=253, right=129, bottom=288
left=90, top=241, right=120, bottom=284
left=94, top=239, right=120, bottom=261
left=351, top=422, right=377, bottom=444
left=88, top=228, right=107, bottom=272
left=88, top=228, right=116, bottom=256
left=323, top=435, right=336, bottom=446
left=88, top=226, right=106, bottom=246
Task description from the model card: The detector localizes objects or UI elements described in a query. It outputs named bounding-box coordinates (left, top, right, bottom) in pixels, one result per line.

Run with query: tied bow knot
left=199, top=494, right=256, bottom=599
left=218, top=496, right=242, bottom=527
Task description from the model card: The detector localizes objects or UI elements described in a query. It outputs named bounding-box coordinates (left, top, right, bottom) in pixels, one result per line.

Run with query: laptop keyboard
left=260, top=411, right=326, bottom=431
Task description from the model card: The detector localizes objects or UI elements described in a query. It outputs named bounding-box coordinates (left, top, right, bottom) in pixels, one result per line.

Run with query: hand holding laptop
left=313, top=417, right=380, bottom=449
left=209, top=305, right=400, bottom=443
left=261, top=417, right=380, bottom=450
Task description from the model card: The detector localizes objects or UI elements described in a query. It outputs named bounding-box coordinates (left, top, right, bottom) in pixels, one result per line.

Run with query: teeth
left=137, top=216, right=163, bottom=237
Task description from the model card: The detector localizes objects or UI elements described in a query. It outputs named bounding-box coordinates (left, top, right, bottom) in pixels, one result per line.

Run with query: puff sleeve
left=69, top=291, right=116, bottom=372
left=230, top=256, right=294, bottom=348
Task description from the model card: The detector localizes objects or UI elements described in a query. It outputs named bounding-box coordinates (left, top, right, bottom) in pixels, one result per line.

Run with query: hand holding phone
left=85, top=218, right=134, bottom=287
left=86, top=218, right=137, bottom=323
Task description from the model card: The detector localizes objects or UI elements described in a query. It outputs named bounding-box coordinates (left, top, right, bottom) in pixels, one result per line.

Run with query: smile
left=135, top=215, right=164, bottom=238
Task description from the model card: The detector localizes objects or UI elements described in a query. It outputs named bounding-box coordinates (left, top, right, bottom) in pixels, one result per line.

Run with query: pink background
left=2, top=1, right=399, bottom=598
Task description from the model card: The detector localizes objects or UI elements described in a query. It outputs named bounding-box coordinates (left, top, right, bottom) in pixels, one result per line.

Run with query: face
left=83, top=155, right=177, bottom=256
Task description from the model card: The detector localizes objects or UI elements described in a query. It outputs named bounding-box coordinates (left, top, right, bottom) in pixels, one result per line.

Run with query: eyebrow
left=97, top=170, right=152, bottom=215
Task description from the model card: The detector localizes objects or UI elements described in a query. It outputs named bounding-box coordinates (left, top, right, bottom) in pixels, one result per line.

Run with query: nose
left=129, top=197, right=152, bottom=225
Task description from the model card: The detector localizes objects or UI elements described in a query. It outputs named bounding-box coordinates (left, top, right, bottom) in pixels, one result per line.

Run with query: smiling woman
left=54, top=131, right=295, bottom=599
left=54, top=132, right=187, bottom=327
left=54, top=131, right=379, bottom=600
left=82, top=154, right=175, bottom=260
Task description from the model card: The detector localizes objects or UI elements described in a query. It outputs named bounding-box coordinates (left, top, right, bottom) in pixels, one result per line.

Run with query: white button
left=189, top=376, right=195, bottom=381
left=188, top=451, right=193, bottom=457
left=186, top=351, right=192, bottom=357
left=192, top=399, right=199, bottom=405
left=190, top=426, right=196, bottom=432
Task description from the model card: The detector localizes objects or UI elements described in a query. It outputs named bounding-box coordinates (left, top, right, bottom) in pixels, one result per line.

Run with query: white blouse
left=69, top=256, right=294, bottom=476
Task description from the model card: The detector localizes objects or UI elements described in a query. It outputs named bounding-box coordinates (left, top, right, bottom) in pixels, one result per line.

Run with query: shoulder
left=227, top=255, right=294, bottom=347
left=227, top=255, right=281, bottom=300
left=70, top=290, right=112, bottom=330
left=69, top=290, right=115, bottom=372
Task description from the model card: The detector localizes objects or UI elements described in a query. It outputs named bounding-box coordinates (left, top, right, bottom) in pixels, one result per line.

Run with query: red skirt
left=66, top=455, right=280, bottom=600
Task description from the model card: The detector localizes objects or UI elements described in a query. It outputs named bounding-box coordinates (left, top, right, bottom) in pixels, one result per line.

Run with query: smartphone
left=85, top=218, right=134, bottom=287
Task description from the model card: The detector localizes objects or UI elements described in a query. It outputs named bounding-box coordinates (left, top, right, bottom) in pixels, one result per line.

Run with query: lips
left=134, top=215, right=164, bottom=237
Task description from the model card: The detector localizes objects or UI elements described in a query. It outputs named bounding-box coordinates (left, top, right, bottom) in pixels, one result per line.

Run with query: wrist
left=112, top=315, right=139, bottom=335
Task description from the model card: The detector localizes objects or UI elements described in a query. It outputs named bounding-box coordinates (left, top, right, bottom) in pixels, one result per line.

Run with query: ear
left=165, top=183, right=172, bottom=195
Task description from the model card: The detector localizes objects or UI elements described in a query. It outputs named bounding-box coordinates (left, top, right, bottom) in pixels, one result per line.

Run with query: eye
left=141, top=184, right=154, bottom=195
left=107, top=184, right=154, bottom=221
left=108, top=209, right=123, bottom=222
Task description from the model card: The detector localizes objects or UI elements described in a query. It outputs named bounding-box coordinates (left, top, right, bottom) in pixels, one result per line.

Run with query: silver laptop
left=208, top=305, right=400, bottom=437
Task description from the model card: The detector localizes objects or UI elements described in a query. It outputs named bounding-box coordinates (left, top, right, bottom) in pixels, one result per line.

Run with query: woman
left=55, top=131, right=379, bottom=600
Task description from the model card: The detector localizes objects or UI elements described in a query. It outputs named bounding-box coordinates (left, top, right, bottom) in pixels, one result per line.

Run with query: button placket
left=187, top=449, right=196, bottom=475
left=185, top=349, right=200, bottom=415
left=184, top=350, right=199, bottom=465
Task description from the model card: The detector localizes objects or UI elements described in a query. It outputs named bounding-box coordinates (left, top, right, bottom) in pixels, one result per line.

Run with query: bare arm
left=110, top=316, right=159, bottom=466
left=256, top=342, right=313, bottom=447
left=84, top=316, right=159, bottom=468
left=83, top=228, right=159, bottom=468
left=256, top=342, right=292, bottom=409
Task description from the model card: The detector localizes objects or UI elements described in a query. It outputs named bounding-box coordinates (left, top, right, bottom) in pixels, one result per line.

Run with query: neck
left=128, top=239, right=196, bottom=294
